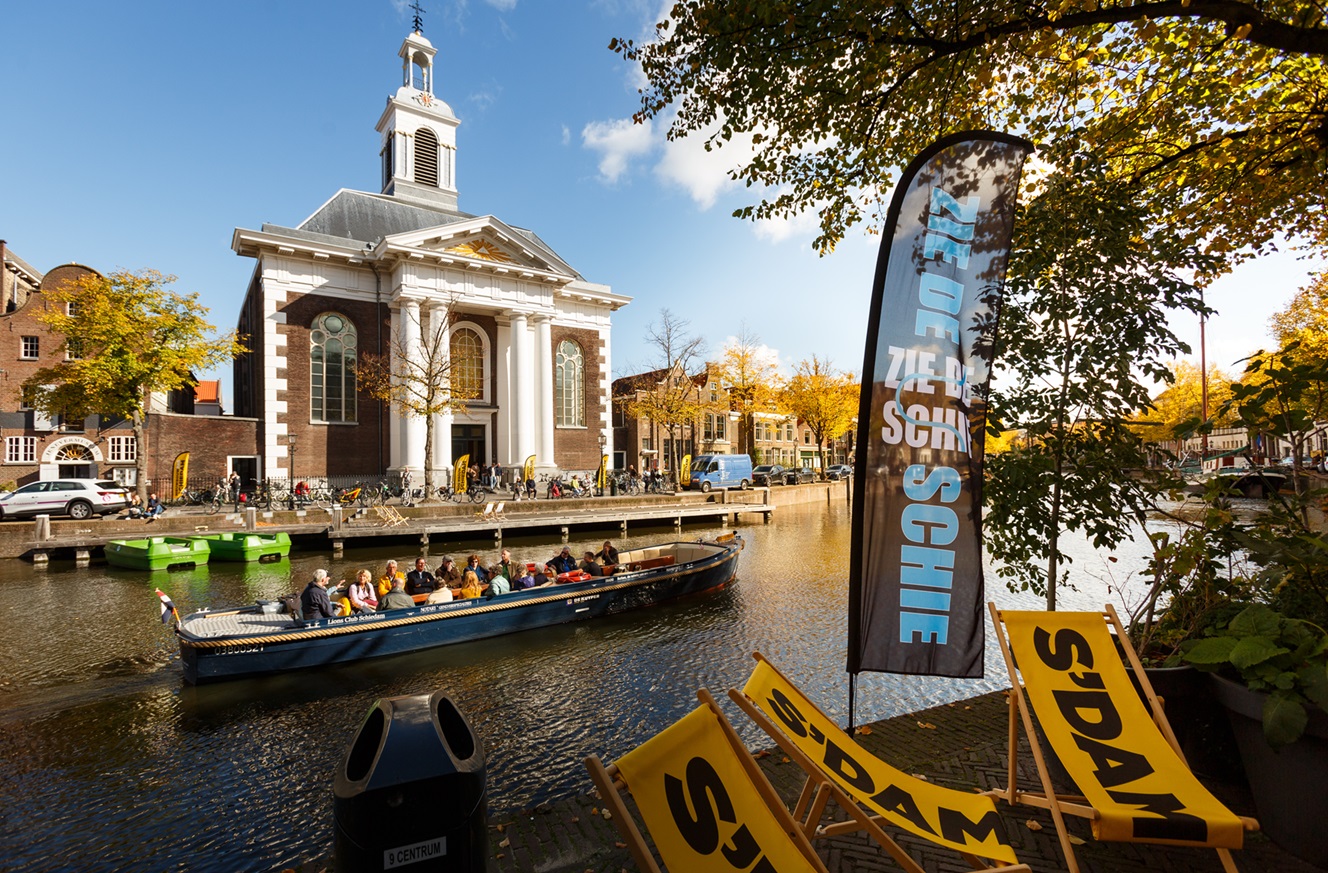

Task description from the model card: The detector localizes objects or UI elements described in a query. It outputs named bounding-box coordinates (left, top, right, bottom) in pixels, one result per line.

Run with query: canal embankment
left=0, top=481, right=849, bottom=563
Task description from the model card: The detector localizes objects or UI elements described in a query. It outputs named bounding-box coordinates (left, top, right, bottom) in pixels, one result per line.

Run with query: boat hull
left=106, top=537, right=211, bottom=571
left=177, top=538, right=740, bottom=684
left=190, top=532, right=292, bottom=562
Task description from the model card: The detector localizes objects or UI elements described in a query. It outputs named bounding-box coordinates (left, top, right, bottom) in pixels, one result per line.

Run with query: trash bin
left=609, top=478, right=618, bottom=496
left=333, top=691, right=487, bottom=872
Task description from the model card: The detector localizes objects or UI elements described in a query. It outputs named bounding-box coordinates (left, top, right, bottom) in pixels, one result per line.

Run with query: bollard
left=334, top=691, right=487, bottom=872
left=34, top=515, right=51, bottom=541
left=246, top=507, right=257, bottom=531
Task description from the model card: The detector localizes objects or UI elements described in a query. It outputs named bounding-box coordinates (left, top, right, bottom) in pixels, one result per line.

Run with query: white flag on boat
left=155, top=588, right=179, bottom=625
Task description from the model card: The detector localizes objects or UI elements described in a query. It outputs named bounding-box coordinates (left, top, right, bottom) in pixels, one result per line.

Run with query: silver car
left=0, top=479, right=131, bottom=520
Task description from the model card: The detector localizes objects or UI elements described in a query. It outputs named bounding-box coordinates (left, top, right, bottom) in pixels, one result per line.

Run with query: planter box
left=1210, top=673, right=1328, bottom=867
left=1133, top=664, right=1244, bottom=783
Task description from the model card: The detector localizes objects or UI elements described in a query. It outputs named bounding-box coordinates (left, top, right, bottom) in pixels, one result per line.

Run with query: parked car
left=0, top=479, right=130, bottom=520
left=825, top=464, right=853, bottom=481
left=752, top=464, right=786, bottom=487
left=784, top=467, right=814, bottom=485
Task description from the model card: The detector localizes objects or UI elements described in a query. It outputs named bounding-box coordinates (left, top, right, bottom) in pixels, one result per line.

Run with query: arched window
left=555, top=340, right=584, bottom=427
left=311, top=313, right=357, bottom=423
left=414, top=128, right=439, bottom=187
left=450, top=327, right=484, bottom=400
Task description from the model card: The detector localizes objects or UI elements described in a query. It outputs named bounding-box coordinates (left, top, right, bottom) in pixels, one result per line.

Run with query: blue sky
left=1, top=0, right=1321, bottom=403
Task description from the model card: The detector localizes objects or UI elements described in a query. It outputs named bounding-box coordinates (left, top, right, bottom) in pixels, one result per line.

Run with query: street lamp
left=287, top=433, right=297, bottom=510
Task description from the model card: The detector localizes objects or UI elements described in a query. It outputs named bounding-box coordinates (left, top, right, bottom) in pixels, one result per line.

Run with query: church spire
left=376, top=24, right=460, bottom=211
left=410, top=0, right=425, bottom=34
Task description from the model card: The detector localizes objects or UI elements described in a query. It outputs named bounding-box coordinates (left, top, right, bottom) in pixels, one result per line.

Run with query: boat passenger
left=549, top=546, right=577, bottom=575
left=426, top=583, right=454, bottom=605
left=436, top=556, right=463, bottom=588
left=300, top=569, right=337, bottom=620
left=579, top=551, right=605, bottom=577
left=405, top=558, right=438, bottom=596
left=487, top=574, right=511, bottom=596
left=512, top=565, right=538, bottom=590
left=377, top=560, right=405, bottom=599
left=532, top=564, right=556, bottom=588
left=379, top=578, right=415, bottom=611
left=492, top=548, right=518, bottom=582
left=598, top=541, right=619, bottom=566
left=456, top=570, right=487, bottom=600
left=466, top=554, right=489, bottom=583
left=348, top=569, right=378, bottom=614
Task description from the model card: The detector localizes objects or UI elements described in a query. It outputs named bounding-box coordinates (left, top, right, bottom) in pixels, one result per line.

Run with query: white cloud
left=752, top=208, right=822, bottom=244
left=582, top=117, right=656, bottom=183
left=486, top=0, right=517, bottom=9
left=561, top=124, right=570, bottom=146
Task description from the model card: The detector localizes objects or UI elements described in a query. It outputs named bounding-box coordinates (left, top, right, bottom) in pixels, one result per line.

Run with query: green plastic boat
left=189, top=532, right=292, bottom=562
left=105, top=536, right=211, bottom=571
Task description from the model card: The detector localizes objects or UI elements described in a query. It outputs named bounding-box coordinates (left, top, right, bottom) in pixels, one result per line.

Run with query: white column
left=400, top=298, right=426, bottom=471
left=429, top=302, right=453, bottom=474
left=536, top=316, right=555, bottom=467
left=495, top=317, right=512, bottom=465
left=510, top=311, right=533, bottom=464
left=599, top=326, right=613, bottom=462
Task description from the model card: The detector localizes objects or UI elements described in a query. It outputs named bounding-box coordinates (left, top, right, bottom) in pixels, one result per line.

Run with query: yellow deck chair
left=585, top=688, right=828, bottom=873
left=475, top=502, right=495, bottom=520
left=492, top=501, right=505, bottom=520
left=373, top=504, right=408, bottom=527
left=731, top=653, right=1028, bottom=873
left=986, top=603, right=1258, bottom=873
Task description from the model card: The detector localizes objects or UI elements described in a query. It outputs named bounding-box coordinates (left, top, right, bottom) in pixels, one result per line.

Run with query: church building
left=230, top=27, right=629, bottom=486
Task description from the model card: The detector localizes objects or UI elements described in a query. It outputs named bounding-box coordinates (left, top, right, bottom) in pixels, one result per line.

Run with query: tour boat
left=189, top=532, right=292, bottom=562
left=106, top=536, right=211, bottom=571
left=174, top=535, right=743, bottom=684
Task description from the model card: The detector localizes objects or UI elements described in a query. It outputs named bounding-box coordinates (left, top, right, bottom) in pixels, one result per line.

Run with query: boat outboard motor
left=333, top=691, right=487, bottom=871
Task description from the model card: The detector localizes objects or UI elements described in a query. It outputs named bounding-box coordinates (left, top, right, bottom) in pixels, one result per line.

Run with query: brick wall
left=552, top=325, right=605, bottom=470
left=143, top=413, right=261, bottom=487
left=280, top=292, right=392, bottom=477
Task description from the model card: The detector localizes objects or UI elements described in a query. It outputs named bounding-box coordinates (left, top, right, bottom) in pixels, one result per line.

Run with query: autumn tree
left=357, top=302, right=478, bottom=498
left=1133, top=360, right=1236, bottom=454
left=24, top=270, right=246, bottom=499
left=713, top=324, right=783, bottom=456
left=614, top=1, right=1327, bottom=269
left=622, top=309, right=709, bottom=476
left=1270, top=271, right=1328, bottom=364
left=779, top=356, right=857, bottom=476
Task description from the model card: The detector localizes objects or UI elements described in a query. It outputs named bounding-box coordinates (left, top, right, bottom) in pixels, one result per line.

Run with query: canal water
left=0, top=498, right=1179, bottom=872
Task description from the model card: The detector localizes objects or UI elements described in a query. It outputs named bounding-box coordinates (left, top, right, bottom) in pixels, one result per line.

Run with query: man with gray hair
left=379, top=576, right=416, bottom=611
left=300, top=568, right=336, bottom=621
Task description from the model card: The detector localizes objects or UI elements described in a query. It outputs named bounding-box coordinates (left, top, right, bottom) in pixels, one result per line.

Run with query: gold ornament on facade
left=446, top=240, right=514, bottom=263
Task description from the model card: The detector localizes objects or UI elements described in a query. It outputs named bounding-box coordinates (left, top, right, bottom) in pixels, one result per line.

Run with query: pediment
left=382, top=217, right=574, bottom=277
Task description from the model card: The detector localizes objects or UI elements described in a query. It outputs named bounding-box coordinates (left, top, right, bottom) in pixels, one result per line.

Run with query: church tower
left=375, top=24, right=460, bottom=210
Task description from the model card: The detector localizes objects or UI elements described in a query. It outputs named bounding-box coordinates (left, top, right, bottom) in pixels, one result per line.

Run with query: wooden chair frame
left=986, top=602, right=1258, bottom=873
left=585, top=688, right=828, bottom=873
left=730, top=652, right=1029, bottom=873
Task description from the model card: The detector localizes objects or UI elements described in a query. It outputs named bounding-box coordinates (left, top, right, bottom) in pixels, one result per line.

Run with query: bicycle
left=452, top=483, right=485, bottom=504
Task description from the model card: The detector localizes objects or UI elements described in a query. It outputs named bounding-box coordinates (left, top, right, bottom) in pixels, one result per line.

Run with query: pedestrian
left=228, top=471, right=241, bottom=502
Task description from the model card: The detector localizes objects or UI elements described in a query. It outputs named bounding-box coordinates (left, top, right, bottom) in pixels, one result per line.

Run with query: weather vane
left=410, top=0, right=425, bottom=34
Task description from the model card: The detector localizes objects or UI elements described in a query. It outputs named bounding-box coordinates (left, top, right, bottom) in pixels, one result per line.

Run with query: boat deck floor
left=182, top=610, right=300, bottom=639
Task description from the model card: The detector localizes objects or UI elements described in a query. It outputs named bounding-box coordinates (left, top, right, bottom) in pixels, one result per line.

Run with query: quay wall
left=0, top=482, right=848, bottom=562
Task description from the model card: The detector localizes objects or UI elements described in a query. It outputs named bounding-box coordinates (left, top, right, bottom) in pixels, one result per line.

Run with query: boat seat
left=636, top=555, right=675, bottom=570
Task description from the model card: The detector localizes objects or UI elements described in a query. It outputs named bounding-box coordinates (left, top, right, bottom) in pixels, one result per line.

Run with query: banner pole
left=848, top=672, right=858, bottom=731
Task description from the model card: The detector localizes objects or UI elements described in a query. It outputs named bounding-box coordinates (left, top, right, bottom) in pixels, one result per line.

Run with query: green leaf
left=1299, top=663, right=1328, bottom=711
left=1263, top=691, right=1309, bottom=748
left=1229, top=604, right=1282, bottom=638
left=1181, top=637, right=1238, bottom=665
left=1229, top=637, right=1291, bottom=670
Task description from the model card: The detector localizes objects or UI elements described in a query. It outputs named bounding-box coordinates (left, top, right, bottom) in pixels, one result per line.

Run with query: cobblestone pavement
left=472, top=690, right=1315, bottom=873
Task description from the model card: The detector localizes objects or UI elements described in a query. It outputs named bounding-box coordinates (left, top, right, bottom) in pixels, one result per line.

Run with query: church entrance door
left=452, top=425, right=485, bottom=467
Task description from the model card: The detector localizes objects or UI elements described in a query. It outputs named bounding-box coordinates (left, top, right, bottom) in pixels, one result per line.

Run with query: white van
left=687, top=454, right=754, bottom=492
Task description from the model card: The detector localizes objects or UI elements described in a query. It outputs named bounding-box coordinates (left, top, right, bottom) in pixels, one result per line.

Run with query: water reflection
left=0, top=499, right=1222, bottom=871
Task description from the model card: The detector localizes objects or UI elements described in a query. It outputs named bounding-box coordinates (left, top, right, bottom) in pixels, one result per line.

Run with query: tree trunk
left=423, top=413, right=435, bottom=500
left=133, top=412, right=148, bottom=502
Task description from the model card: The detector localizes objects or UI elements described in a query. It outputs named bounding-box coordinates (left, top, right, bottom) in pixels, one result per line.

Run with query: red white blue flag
left=155, top=588, right=179, bottom=625
left=847, top=132, right=1032, bottom=679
